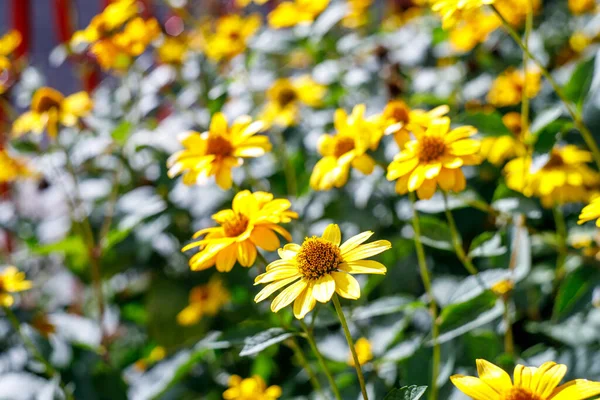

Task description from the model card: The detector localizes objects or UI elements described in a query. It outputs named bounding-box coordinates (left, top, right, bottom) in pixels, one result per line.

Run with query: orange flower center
left=333, top=137, right=356, bottom=158
left=296, top=237, right=342, bottom=280
left=32, top=90, right=63, bottom=113
left=544, top=150, right=565, bottom=169
left=222, top=213, right=249, bottom=237
left=206, top=135, right=234, bottom=157
left=502, top=387, right=541, bottom=400
left=418, top=136, right=446, bottom=162
left=385, top=102, right=410, bottom=124
left=276, top=87, right=298, bottom=107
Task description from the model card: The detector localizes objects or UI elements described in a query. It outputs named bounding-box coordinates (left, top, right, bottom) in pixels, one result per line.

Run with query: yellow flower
left=0, top=150, right=34, bottom=183
left=381, top=100, right=450, bottom=148
left=134, top=346, right=167, bottom=371
left=451, top=359, right=600, bottom=400
left=182, top=190, right=297, bottom=271
left=177, top=277, right=230, bottom=326
left=194, top=15, right=261, bottom=62
left=487, top=68, right=541, bottom=107
left=254, top=223, right=391, bottom=319
left=268, top=0, right=329, bottom=28
left=260, top=76, right=326, bottom=128
left=386, top=117, right=481, bottom=200
left=494, top=0, right=541, bottom=26
left=342, top=0, right=373, bottom=28
left=569, top=0, right=596, bottom=14
left=0, top=266, right=32, bottom=307
left=569, top=32, right=592, bottom=54
left=480, top=112, right=527, bottom=166
left=167, top=113, right=271, bottom=190
left=236, top=0, right=270, bottom=7
left=71, top=0, right=138, bottom=45
left=504, top=146, right=600, bottom=208
left=223, top=375, right=282, bottom=400
left=348, top=337, right=373, bottom=366
left=430, top=0, right=495, bottom=29
left=0, top=30, right=21, bottom=94
left=448, top=12, right=501, bottom=52
left=12, top=87, right=93, bottom=139
left=156, top=35, right=188, bottom=64
left=310, top=105, right=384, bottom=191
left=578, top=197, right=600, bottom=227
left=491, top=279, right=514, bottom=296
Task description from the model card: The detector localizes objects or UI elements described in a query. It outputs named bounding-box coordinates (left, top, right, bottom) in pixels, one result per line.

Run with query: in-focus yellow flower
left=223, top=375, right=282, bottom=400
left=156, top=35, right=188, bottom=64
left=71, top=0, right=138, bottom=45
left=12, top=87, right=93, bottom=138
left=177, top=277, right=230, bottom=326
left=268, top=0, right=329, bottom=28
left=348, top=337, right=373, bottom=366
left=182, top=190, right=297, bottom=271
left=0, top=30, right=22, bottom=94
left=342, top=0, right=373, bottom=28
left=487, top=68, right=541, bottom=107
left=260, top=76, right=325, bottom=128
left=480, top=112, right=527, bottom=166
left=194, top=15, right=261, bottom=62
left=451, top=359, right=600, bottom=400
left=381, top=100, right=450, bottom=148
left=430, top=0, right=495, bottom=29
left=449, top=12, right=500, bottom=52
left=0, top=150, right=34, bottom=183
left=310, top=105, right=384, bottom=191
left=495, top=0, right=541, bottom=26
left=569, top=0, right=596, bottom=14
left=167, top=113, right=271, bottom=190
left=578, top=197, right=600, bottom=227
left=387, top=117, right=481, bottom=200
left=254, top=223, right=391, bottom=319
left=504, top=145, right=600, bottom=208
left=0, top=266, right=32, bottom=307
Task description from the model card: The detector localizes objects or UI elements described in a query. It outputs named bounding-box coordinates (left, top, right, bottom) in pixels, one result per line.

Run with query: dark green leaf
left=455, top=112, right=512, bottom=137
left=384, top=385, right=428, bottom=400
left=553, top=266, right=599, bottom=319
left=564, top=56, right=596, bottom=109
left=416, top=215, right=454, bottom=251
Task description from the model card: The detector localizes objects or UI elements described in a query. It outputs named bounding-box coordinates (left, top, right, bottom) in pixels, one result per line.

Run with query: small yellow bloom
left=381, top=100, right=450, bottom=148
left=451, top=359, right=600, bottom=400
left=268, top=0, right=329, bottom=28
left=71, top=0, right=138, bottom=45
left=569, top=0, right=596, bottom=14
left=487, top=68, right=541, bottom=107
left=578, top=197, right=600, bottom=227
left=504, top=145, right=600, bottom=208
left=0, top=30, right=21, bottom=94
left=310, top=105, right=384, bottom=191
left=494, top=0, right=541, bottom=27
left=430, top=0, right=495, bottom=29
left=448, top=12, right=501, bottom=52
left=0, top=266, right=32, bottom=307
left=12, top=87, right=93, bottom=139
left=491, top=279, right=514, bottom=296
left=570, top=32, right=592, bottom=54
left=194, top=15, right=261, bottom=62
left=167, top=113, right=271, bottom=190
left=387, top=117, right=481, bottom=200
left=342, top=0, right=373, bottom=28
left=260, top=76, right=325, bottom=128
left=182, top=190, right=297, bottom=271
left=223, top=375, right=282, bottom=400
left=177, top=277, right=230, bottom=326
left=348, top=337, right=373, bottom=366
left=156, top=35, right=188, bottom=65
left=480, top=112, right=527, bottom=166
left=236, top=0, right=270, bottom=7
left=254, top=223, right=391, bottom=319
left=0, top=150, right=35, bottom=183
left=134, top=346, right=167, bottom=371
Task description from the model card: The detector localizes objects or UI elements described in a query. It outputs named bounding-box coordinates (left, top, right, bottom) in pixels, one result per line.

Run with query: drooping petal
left=237, top=240, right=257, bottom=267
left=312, top=275, right=336, bottom=303
left=331, top=272, right=360, bottom=299
left=342, top=240, right=392, bottom=262
left=338, top=260, right=387, bottom=275
left=322, top=224, right=341, bottom=246
left=450, top=375, right=499, bottom=400
left=416, top=178, right=437, bottom=200
left=271, top=279, right=308, bottom=312
left=254, top=276, right=301, bottom=303
left=250, top=227, right=281, bottom=251
left=476, top=359, right=513, bottom=394
left=293, top=284, right=316, bottom=319
left=407, top=164, right=425, bottom=191
left=437, top=167, right=456, bottom=191
left=215, top=243, right=237, bottom=272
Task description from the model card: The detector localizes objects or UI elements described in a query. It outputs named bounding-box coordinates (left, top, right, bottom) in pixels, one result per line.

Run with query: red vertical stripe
left=53, top=0, right=76, bottom=44
left=11, top=0, right=31, bottom=58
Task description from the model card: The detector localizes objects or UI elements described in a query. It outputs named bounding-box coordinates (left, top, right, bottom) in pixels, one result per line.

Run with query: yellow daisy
left=254, top=223, right=391, bottom=319
left=342, top=0, right=373, bottom=28
left=578, top=197, right=600, bottom=227
left=71, top=0, right=139, bottom=45
left=504, top=145, right=600, bottom=208
left=260, top=76, right=326, bottom=128
left=182, top=190, right=297, bottom=272
left=223, top=375, right=282, bottom=400
left=448, top=11, right=501, bottom=52
left=381, top=100, right=450, bottom=148
left=0, top=266, right=32, bottom=307
left=451, top=359, right=600, bottom=400
left=310, top=104, right=384, bottom=191
left=480, top=112, right=527, bottom=166
left=386, top=117, right=481, bottom=200
left=430, top=0, right=495, bottom=29
left=194, top=14, right=261, bottom=62
left=495, top=0, right=541, bottom=27
left=177, top=277, right=230, bottom=326
left=348, top=337, right=373, bottom=366
left=268, top=0, right=330, bottom=29
left=12, top=87, right=93, bottom=139
left=487, top=68, right=541, bottom=107
left=156, top=35, right=188, bottom=65
left=167, top=112, right=271, bottom=190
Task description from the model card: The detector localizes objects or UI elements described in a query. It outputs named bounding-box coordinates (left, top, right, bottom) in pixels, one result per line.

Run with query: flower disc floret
left=296, top=237, right=343, bottom=280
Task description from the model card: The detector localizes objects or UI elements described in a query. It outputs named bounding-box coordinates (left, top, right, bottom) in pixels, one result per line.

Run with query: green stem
left=4, top=307, right=73, bottom=400
left=442, top=192, right=479, bottom=276
left=300, top=320, right=342, bottom=400
left=332, top=294, right=368, bottom=400
left=410, top=193, right=440, bottom=400
left=491, top=5, right=600, bottom=171
left=552, top=205, right=568, bottom=282
left=520, top=0, right=533, bottom=138
left=287, top=336, right=324, bottom=396
left=274, top=129, right=298, bottom=197
left=502, top=298, right=514, bottom=356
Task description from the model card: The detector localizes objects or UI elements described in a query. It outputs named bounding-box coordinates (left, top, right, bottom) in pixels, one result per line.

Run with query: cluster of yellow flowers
left=0, top=266, right=31, bottom=307
left=177, top=277, right=230, bottom=325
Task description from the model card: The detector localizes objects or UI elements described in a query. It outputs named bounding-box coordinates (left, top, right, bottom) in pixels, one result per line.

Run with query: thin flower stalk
left=442, top=191, right=479, bottom=276
left=552, top=205, right=568, bottom=284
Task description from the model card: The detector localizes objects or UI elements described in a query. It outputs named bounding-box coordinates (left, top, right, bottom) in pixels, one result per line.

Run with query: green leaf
left=416, top=215, right=454, bottom=251
left=468, top=232, right=507, bottom=259
left=564, top=56, right=596, bottom=109
left=239, top=328, right=296, bottom=357
left=533, top=119, right=573, bottom=156
left=111, top=121, right=133, bottom=145
left=102, top=227, right=134, bottom=252
left=455, top=112, right=512, bottom=137
left=32, top=236, right=89, bottom=273
left=384, top=385, right=428, bottom=400
left=553, top=266, right=599, bottom=319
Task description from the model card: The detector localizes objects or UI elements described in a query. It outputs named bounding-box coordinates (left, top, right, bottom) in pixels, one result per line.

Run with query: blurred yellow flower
left=71, top=0, right=138, bottom=45
left=0, top=266, right=32, bottom=307
left=504, top=145, right=600, bottom=208
left=487, top=68, right=541, bottom=107
left=495, top=0, right=541, bottom=27
left=134, top=346, right=167, bottom=371
left=578, top=197, right=600, bottom=227
left=387, top=117, right=481, bottom=200
left=182, top=190, right=297, bottom=271
left=430, top=0, right=495, bottom=29
left=156, top=35, right=188, bottom=64
left=12, top=87, right=93, bottom=139
left=381, top=100, right=450, bottom=148
left=194, top=15, right=261, bottom=62
left=260, top=76, right=325, bottom=128
left=348, top=337, right=373, bottom=366
left=254, top=223, right=390, bottom=319
left=0, top=30, right=22, bottom=94
left=223, top=375, right=282, bottom=400
left=451, top=359, right=600, bottom=400
left=491, top=279, right=514, bottom=296
left=480, top=112, right=527, bottom=166
left=310, top=104, right=384, bottom=191
left=177, top=278, right=230, bottom=326
left=342, top=0, right=373, bottom=28
left=167, top=112, right=271, bottom=190
left=570, top=32, right=592, bottom=54
left=268, top=0, right=329, bottom=28
left=0, top=150, right=34, bottom=183
left=569, top=0, right=596, bottom=14
left=449, top=12, right=500, bottom=52
left=236, top=0, right=270, bottom=6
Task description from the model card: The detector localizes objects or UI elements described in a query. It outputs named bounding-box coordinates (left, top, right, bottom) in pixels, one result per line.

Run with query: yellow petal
left=407, top=164, right=425, bottom=191
left=476, top=359, right=513, bottom=393
left=531, top=362, right=566, bottom=397
left=342, top=240, right=392, bottom=262
left=387, top=157, right=419, bottom=181
left=237, top=240, right=257, bottom=267
left=271, top=279, right=308, bottom=312
left=352, top=154, right=376, bottom=175
left=312, top=275, right=336, bottom=303
left=293, top=284, right=316, bottom=319
left=331, top=271, right=360, bottom=299
left=339, top=260, right=387, bottom=275
left=322, top=224, right=341, bottom=246
left=255, top=267, right=302, bottom=284
left=254, top=276, right=301, bottom=303
left=416, top=179, right=437, bottom=200
left=210, top=112, right=228, bottom=135
left=514, top=364, right=537, bottom=389
left=250, top=227, right=281, bottom=251
left=450, top=375, right=499, bottom=400
left=550, top=379, right=600, bottom=400
left=339, top=231, right=374, bottom=254
left=216, top=244, right=237, bottom=272
left=437, top=167, right=455, bottom=191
